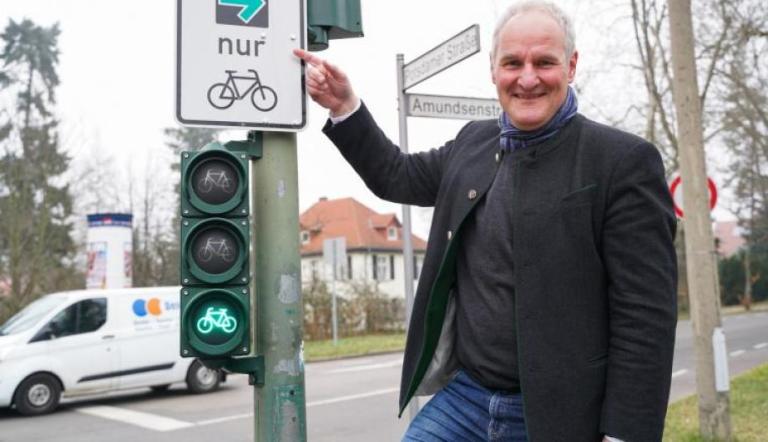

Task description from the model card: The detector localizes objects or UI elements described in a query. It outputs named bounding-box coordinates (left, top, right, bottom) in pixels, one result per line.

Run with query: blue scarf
left=498, top=86, right=578, bottom=152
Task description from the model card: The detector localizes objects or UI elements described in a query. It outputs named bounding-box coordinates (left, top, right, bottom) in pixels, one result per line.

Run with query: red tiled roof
left=300, top=197, right=427, bottom=256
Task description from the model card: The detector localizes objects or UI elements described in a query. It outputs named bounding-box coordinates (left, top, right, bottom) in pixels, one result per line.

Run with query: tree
left=628, top=0, right=751, bottom=173
left=0, top=19, right=80, bottom=322
left=718, top=1, right=768, bottom=311
left=130, top=156, right=177, bottom=287
left=129, top=126, right=220, bottom=287
left=668, top=1, right=732, bottom=438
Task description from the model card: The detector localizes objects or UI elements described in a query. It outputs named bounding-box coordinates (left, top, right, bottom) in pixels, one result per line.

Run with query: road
left=0, top=311, right=766, bottom=441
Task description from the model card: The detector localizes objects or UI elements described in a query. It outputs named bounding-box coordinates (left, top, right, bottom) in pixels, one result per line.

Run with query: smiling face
left=491, top=10, right=578, bottom=131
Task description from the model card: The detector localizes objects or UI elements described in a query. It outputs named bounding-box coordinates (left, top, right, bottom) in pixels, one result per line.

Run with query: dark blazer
left=324, top=103, right=677, bottom=442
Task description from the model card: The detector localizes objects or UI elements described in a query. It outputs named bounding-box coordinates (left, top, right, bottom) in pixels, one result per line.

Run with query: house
left=299, top=197, right=427, bottom=298
left=0, top=278, right=10, bottom=299
left=714, top=221, right=746, bottom=258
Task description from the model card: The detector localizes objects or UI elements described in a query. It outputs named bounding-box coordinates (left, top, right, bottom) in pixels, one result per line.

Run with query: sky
left=0, top=0, right=731, bottom=239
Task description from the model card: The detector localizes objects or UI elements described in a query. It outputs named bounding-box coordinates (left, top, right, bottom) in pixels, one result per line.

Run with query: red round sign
left=668, top=176, right=717, bottom=218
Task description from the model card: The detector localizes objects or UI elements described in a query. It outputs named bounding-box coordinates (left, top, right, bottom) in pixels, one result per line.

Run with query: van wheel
left=150, top=384, right=171, bottom=393
left=186, top=360, right=220, bottom=394
left=14, top=374, right=61, bottom=416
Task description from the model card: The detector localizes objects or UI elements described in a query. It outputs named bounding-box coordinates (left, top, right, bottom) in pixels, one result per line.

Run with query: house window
left=413, top=256, right=421, bottom=279
left=390, top=255, right=395, bottom=279
left=387, top=226, right=398, bottom=240
left=375, top=255, right=389, bottom=281
left=311, top=260, right=319, bottom=280
left=347, top=255, right=353, bottom=280
left=300, top=230, right=310, bottom=244
left=372, top=254, right=377, bottom=280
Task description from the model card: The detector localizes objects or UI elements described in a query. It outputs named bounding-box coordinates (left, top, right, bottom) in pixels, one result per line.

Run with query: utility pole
left=251, top=131, right=307, bottom=441
left=396, top=53, right=420, bottom=421
left=667, top=1, right=732, bottom=439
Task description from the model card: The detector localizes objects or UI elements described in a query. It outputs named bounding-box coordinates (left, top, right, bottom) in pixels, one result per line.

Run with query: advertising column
left=86, top=213, right=133, bottom=289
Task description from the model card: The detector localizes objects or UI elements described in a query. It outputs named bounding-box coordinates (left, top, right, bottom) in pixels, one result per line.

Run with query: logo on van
left=132, top=298, right=163, bottom=317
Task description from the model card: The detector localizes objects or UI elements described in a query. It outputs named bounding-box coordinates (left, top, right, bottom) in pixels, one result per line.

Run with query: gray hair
left=491, top=1, right=576, bottom=60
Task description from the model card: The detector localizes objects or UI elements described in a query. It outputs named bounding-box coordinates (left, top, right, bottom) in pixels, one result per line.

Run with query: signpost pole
left=396, top=53, right=419, bottom=421
left=251, top=131, right=306, bottom=441
left=331, top=246, right=338, bottom=346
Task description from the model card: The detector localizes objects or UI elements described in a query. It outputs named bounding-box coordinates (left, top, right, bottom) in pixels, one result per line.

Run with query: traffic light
left=307, top=0, right=364, bottom=51
left=180, top=144, right=251, bottom=358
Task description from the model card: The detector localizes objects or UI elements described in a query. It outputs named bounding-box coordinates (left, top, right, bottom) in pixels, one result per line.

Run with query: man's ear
left=490, top=53, right=497, bottom=85
left=568, top=50, right=579, bottom=83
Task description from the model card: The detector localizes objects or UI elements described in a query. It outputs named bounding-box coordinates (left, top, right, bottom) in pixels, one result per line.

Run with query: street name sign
left=402, top=24, right=480, bottom=90
left=176, top=0, right=307, bottom=130
left=406, top=93, right=501, bottom=121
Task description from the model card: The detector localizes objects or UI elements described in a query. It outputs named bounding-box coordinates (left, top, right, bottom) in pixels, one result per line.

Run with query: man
left=294, top=1, right=677, bottom=441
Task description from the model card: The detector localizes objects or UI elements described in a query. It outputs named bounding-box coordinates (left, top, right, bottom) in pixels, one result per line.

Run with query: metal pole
left=668, top=1, right=731, bottom=439
left=396, top=53, right=419, bottom=421
left=251, top=131, right=307, bottom=441
left=332, top=248, right=339, bottom=345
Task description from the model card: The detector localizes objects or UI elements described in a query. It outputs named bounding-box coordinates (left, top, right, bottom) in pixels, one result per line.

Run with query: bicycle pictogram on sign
left=207, top=69, right=278, bottom=111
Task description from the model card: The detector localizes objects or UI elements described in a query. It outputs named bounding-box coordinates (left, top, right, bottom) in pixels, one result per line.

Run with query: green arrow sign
left=218, top=0, right=265, bottom=24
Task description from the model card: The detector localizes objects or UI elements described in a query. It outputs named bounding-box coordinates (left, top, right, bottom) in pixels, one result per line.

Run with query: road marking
left=307, top=387, right=399, bottom=407
left=327, top=360, right=402, bottom=374
left=194, top=387, right=401, bottom=427
left=671, top=369, right=687, bottom=378
left=196, top=412, right=253, bottom=426
left=754, top=342, right=768, bottom=350
left=77, top=405, right=193, bottom=431
left=77, top=386, right=401, bottom=431
left=730, top=350, right=746, bottom=357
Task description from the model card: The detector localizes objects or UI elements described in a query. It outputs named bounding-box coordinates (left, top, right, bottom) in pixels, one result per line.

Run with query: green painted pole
left=250, top=131, right=306, bottom=441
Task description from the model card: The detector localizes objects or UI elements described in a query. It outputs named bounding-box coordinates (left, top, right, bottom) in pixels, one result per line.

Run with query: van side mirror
left=29, top=324, right=57, bottom=343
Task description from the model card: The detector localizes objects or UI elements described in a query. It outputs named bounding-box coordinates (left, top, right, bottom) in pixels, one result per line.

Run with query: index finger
left=292, top=48, right=324, bottom=68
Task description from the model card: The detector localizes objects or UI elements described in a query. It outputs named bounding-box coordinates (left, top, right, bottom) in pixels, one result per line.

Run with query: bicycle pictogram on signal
left=198, top=168, right=233, bottom=194
left=196, top=307, right=237, bottom=334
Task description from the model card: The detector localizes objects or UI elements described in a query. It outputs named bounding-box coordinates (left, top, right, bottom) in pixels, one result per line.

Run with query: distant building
left=0, top=278, right=10, bottom=299
left=714, top=221, right=746, bottom=257
left=299, top=197, right=427, bottom=298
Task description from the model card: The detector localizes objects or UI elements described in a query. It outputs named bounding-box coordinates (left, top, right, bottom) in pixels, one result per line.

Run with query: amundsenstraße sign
left=406, top=94, right=501, bottom=121
left=176, top=0, right=307, bottom=130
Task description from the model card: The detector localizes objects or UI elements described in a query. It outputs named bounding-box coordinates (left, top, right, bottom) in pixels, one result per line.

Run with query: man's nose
left=518, top=65, right=539, bottom=89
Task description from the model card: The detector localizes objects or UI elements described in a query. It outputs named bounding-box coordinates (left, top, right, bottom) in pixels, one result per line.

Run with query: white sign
left=407, top=94, right=501, bottom=120
left=712, top=327, right=730, bottom=392
left=403, top=24, right=481, bottom=90
left=176, top=0, right=307, bottom=130
left=323, top=237, right=347, bottom=280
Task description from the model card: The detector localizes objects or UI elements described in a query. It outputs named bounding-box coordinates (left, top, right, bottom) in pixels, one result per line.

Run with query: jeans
left=402, top=370, right=528, bottom=442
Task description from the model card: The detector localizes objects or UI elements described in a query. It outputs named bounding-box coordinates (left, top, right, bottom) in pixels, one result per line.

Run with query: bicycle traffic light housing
left=306, top=0, right=364, bottom=51
left=180, top=144, right=251, bottom=358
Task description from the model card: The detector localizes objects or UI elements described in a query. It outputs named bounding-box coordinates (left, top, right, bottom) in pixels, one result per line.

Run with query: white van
left=0, top=286, right=224, bottom=415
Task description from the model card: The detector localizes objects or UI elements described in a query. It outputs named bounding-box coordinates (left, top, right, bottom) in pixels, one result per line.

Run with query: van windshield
left=0, top=296, right=67, bottom=336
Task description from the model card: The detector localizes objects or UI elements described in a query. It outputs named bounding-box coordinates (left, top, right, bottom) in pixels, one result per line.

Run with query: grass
left=304, top=332, right=406, bottom=362
left=664, top=364, right=768, bottom=441
left=678, top=300, right=768, bottom=321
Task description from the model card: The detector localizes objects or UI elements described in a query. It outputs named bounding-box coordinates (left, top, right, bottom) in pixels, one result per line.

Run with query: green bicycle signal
left=180, top=288, right=249, bottom=357
left=197, top=307, right=238, bottom=334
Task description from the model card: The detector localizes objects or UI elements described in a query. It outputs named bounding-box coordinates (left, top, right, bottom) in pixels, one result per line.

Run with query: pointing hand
left=293, top=49, right=359, bottom=117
